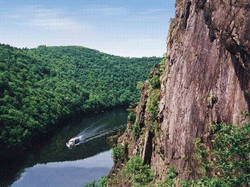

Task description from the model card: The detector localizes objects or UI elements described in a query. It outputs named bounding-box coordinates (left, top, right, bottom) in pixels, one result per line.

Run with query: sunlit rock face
left=114, top=0, right=250, bottom=182
left=160, top=0, right=250, bottom=179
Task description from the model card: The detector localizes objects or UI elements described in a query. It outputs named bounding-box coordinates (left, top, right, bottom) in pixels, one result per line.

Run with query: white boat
left=66, top=136, right=84, bottom=149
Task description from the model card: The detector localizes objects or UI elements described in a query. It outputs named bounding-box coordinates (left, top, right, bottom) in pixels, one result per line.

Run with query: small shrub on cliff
left=182, top=123, right=250, bottom=187
left=149, top=75, right=161, bottom=89
left=137, top=81, right=144, bottom=91
left=84, top=180, right=97, bottom=187
left=158, top=165, right=177, bottom=187
left=130, top=121, right=141, bottom=139
left=122, top=156, right=154, bottom=186
left=84, top=176, right=108, bottom=187
left=210, top=123, right=250, bottom=186
left=148, top=57, right=165, bottom=89
left=147, top=89, right=160, bottom=120
left=111, top=142, right=128, bottom=163
left=240, top=111, right=250, bottom=117
left=107, top=131, right=123, bottom=148
left=128, top=110, right=136, bottom=125
left=127, top=102, right=139, bottom=139
left=180, top=177, right=225, bottom=187
left=112, top=145, right=124, bottom=161
left=98, top=176, right=108, bottom=187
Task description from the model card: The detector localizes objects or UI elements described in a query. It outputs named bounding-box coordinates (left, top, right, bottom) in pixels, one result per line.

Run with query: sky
left=0, top=0, right=175, bottom=57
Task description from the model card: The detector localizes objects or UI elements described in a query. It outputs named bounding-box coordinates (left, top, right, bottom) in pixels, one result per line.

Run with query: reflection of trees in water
left=42, top=110, right=127, bottom=162
left=81, top=123, right=126, bottom=144
left=42, top=125, right=126, bottom=164
left=1, top=109, right=128, bottom=187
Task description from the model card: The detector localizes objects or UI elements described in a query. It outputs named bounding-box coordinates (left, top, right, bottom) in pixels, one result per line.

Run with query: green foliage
left=84, top=176, right=107, bottom=187
left=99, top=176, right=108, bottom=187
left=240, top=111, right=250, bottom=117
left=127, top=103, right=137, bottom=125
left=210, top=123, right=250, bottom=186
left=122, top=156, right=154, bottom=186
left=112, top=145, right=124, bottom=160
left=182, top=123, right=250, bottom=187
left=128, top=111, right=136, bottom=125
left=84, top=180, right=98, bottom=187
left=207, top=94, right=215, bottom=102
left=148, top=56, right=165, bottom=89
left=149, top=75, right=161, bottom=89
left=106, top=131, right=123, bottom=148
left=150, top=121, right=159, bottom=133
left=136, top=81, right=144, bottom=91
left=0, top=44, right=161, bottom=148
left=147, top=58, right=165, bottom=120
left=167, top=165, right=177, bottom=180
left=193, top=138, right=212, bottom=174
left=157, top=165, right=177, bottom=187
left=147, top=89, right=160, bottom=120
left=129, top=59, right=165, bottom=139
left=112, top=142, right=128, bottom=163
left=130, top=121, right=141, bottom=139
left=180, top=177, right=227, bottom=187
left=127, top=103, right=141, bottom=139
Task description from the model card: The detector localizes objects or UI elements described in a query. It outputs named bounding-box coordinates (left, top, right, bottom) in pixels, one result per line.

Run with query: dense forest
left=0, top=44, right=161, bottom=150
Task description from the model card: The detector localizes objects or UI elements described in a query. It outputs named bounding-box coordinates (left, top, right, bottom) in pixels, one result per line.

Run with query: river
left=1, top=108, right=128, bottom=187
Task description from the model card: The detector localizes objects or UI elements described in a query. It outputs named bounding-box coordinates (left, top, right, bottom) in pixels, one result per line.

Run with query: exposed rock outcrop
left=109, top=0, right=250, bottom=184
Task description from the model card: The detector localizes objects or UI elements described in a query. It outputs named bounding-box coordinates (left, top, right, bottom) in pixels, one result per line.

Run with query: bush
left=157, top=165, right=177, bottom=187
left=210, top=123, right=250, bottom=186
left=122, top=156, right=154, bottom=186
left=180, top=177, right=227, bottom=187
left=149, top=75, right=161, bottom=89
left=147, top=89, right=160, bottom=120
left=112, top=145, right=125, bottom=161
left=128, top=110, right=136, bottom=125
left=130, top=121, right=141, bottom=139
left=84, top=180, right=97, bottom=187
left=107, top=131, right=123, bottom=148
left=182, top=123, right=250, bottom=187
left=148, top=57, right=165, bottom=89
left=99, top=176, right=108, bottom=187
left=84, top=176, right=108, bottom=187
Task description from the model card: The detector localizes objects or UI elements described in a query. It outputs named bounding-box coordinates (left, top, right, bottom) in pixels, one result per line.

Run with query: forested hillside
left=0, top=44, right=160, bottom=149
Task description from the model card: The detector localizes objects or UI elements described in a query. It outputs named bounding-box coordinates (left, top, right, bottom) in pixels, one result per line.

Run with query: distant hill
left=0, top=44, right=161, bottom=148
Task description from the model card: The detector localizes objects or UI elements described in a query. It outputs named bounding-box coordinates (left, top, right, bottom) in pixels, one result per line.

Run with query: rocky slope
left=108, top=0, right=250, bottom=185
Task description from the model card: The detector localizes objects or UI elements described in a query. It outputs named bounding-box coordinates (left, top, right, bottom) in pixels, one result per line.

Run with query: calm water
left=2, top=108, right=128, bottom=187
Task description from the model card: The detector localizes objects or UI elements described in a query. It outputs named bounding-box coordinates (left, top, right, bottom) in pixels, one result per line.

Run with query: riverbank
left=0, top=108, right=128, bottom=187
left=0, top=105, right=128, bottom=157
left=0, top=44, right=161, bottom=154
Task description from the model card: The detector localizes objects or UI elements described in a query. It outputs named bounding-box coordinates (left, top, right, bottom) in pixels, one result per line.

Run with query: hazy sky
left=0, top=0, right=175, bottom=57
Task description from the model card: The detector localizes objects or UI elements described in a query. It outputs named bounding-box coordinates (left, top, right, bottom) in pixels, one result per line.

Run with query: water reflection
left=11, top=150, right=113, bottom=187
left=35, top=109, right=127, bottom=163
left=1, top=108, right=128, bottom=187
left=66, top=117, right=126, bottom=149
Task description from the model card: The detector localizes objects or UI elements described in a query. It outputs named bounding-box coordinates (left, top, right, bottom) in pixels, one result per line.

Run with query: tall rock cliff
left=109, top=0, right=250, bottom=185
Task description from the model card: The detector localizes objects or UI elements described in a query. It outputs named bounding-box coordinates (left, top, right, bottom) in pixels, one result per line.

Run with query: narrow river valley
left=1, top=108, right=128, bottom=187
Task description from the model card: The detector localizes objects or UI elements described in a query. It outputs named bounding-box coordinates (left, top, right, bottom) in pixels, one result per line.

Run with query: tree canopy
left=0, top=44, right=161, bottom=149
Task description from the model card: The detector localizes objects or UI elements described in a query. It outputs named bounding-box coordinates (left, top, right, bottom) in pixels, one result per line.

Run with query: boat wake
left=66, top=115, right=126, bottom=149
left=82, top=124, right=126, bottom=144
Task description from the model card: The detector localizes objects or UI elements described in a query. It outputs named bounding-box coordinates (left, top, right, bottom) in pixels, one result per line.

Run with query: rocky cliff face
left=109, top=0, right=250, bottom=184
